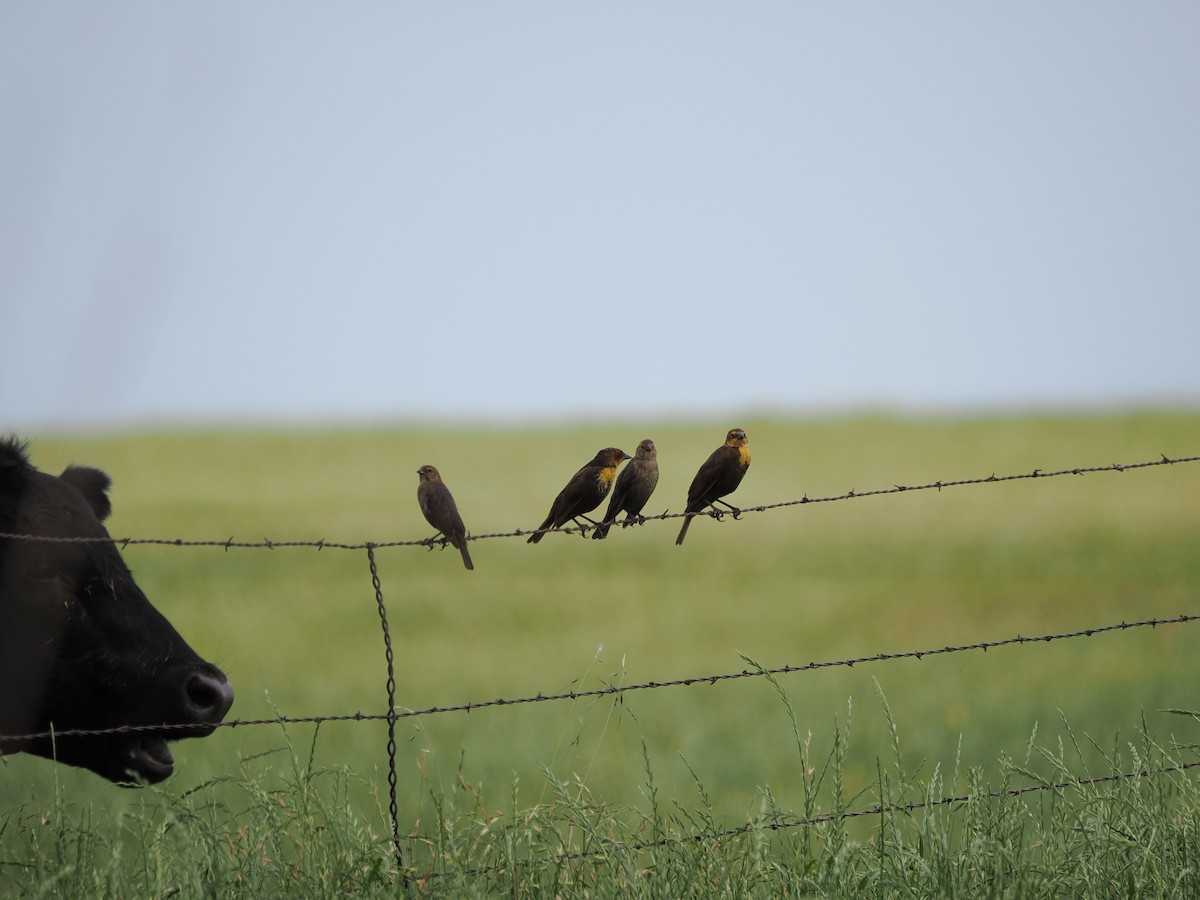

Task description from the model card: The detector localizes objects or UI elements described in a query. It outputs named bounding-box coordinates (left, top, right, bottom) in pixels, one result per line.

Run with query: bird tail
left=527, top=517, right=552, bottom=544
left=459, top=541, right=474, bottom=570
left=675, top=514, right=693, bottom=545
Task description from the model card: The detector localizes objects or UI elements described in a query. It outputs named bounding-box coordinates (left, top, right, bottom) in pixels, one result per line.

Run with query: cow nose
left=184, top=669, right=235, bottom=723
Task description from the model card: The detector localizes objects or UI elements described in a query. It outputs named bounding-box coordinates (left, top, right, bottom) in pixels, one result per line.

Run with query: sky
left=2, top=4, right=1198, bottom=432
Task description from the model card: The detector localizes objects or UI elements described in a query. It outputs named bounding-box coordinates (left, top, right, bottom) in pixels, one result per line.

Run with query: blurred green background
left=4, top=412, right=1199, bottom=830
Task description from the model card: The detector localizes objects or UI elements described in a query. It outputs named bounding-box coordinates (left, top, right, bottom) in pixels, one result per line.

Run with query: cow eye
left=24, top=556, right=59, bottom=583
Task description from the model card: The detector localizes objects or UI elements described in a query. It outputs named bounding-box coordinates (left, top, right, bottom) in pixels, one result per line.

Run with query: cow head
left=0, top=438, right=234, bottom=784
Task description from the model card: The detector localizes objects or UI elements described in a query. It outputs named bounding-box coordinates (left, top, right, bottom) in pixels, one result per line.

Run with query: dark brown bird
left=592, top=439, right=659, bottom=539
left=676, top=428, right=751, bottom=546
left=527, top=447, right=630, bottom=543
left=416, top=465, right=474, bottom=570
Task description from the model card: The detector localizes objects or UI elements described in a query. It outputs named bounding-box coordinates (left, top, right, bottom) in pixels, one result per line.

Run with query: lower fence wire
left=417, top=757, right=1200, bottom=882
left=366, top=544, right=405, bottom=884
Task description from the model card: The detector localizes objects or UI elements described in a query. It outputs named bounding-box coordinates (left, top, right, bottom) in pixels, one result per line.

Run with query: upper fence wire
left=2, top=451, right=1196, bottom=549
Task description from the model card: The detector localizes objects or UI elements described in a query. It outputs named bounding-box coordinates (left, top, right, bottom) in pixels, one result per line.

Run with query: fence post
left=366, top=543, right=405, bottom=886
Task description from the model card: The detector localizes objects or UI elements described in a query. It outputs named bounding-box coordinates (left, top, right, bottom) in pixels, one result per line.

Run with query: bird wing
left=686, top=446, right=738, bottom=509
left=602, top=462, right=635, bottom=518
left=547, top=466, right=591, bottom=525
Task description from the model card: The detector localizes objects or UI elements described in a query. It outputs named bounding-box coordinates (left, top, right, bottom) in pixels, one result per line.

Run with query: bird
left=676, top=428, right=751, bottom=546
left=591, top=439, right=659, bottom=539
left=527, top=447, right=630, bottom=543
left=416, top=465, right=474, bottom=570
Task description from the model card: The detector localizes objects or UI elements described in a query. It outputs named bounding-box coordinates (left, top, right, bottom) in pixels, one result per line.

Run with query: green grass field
left=3, top=411, right=1200, bottom=894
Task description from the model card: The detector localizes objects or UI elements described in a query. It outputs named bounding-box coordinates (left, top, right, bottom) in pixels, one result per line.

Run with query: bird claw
left=422, top=534, right=449, bottom=552
left=708, top=503, right=742, bottom=522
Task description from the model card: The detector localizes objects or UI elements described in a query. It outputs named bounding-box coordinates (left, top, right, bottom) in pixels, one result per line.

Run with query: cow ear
left=0, top=436, right=31, bottom=477
left=60, top=465, right=114, bottom=521
left=0, top=438, right=32, bottom=513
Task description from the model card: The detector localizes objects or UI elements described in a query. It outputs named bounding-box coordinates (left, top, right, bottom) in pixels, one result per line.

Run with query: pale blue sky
left=3, top=4, right=1198, bottom=431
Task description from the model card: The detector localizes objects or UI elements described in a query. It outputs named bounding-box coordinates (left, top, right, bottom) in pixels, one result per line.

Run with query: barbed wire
left=0, top=452, right=1195, bottom=549
left=419, top=756, right=1200, bottom=882
left=3, top=611, right=1195, bottom=745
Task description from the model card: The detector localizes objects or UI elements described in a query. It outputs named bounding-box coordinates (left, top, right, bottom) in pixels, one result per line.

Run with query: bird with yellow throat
left=528, top=447, right=631, bottom=543
left=676, top=428, right=750, bottom=545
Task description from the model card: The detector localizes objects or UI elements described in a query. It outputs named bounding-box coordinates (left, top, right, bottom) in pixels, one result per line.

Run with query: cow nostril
left=185, top=670, right=235, bottom=722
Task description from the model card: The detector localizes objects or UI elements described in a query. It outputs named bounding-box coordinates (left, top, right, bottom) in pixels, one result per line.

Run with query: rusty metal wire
left=3, top=612, right=1196, bottom=745
left=1, top=452, right=1195, bottom=549
left=420, top=756, right=1200, bottom=881
left=626, top=760, right=1200, bottom=849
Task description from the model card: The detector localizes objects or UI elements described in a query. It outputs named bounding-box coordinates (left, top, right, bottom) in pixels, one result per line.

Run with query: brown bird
left=416, top=465, right=474, bottom=570
left=527, top=447, right=630, bottom=543
left=592, top=439, right=659, bottom=539
left=676, top=428, right=751, bottom=546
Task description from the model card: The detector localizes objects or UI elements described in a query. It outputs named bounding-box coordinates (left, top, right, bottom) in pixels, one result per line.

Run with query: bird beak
left=623, top=453, right=632, bottom=460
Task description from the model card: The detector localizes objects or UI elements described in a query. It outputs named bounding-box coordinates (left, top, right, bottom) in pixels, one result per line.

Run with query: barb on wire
left=0, top=452, right=1195, bottom=549
left=4, top=612, right=1196, bottom=745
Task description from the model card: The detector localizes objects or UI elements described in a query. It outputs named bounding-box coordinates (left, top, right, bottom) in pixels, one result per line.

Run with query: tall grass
left=3, top=412, right=1200, bottom=893
left=5, top=684, right=1200, bottom=895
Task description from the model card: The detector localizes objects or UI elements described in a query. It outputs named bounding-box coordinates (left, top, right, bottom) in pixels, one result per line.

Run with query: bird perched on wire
left=527, top=447, right=630, bottom=543
left=676, top=428, right=751, bottom=546
left=592, top=439, right=659, bottom=539
left=416, top=465, right=474, bottom=570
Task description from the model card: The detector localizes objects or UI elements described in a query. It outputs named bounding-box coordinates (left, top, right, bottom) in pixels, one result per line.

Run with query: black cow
left=0, top=437, right=233, bottom=784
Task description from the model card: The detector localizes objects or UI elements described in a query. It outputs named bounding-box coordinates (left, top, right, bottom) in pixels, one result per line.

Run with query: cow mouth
left=120, top=735, right=176, bottom=784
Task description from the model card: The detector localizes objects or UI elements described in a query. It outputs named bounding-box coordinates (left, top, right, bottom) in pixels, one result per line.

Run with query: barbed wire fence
left=2, top=451, right=1199, bottom=880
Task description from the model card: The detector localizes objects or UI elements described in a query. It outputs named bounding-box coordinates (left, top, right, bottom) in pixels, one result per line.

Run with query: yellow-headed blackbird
left=592, top=439, right=659, bottom=539
left=416, top=465, right=474, bottom=570
left=676, top=428, right=750, bottom=546
left=527, top=447, right=630, bottom=543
